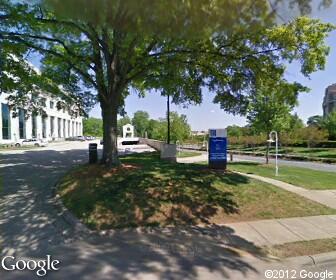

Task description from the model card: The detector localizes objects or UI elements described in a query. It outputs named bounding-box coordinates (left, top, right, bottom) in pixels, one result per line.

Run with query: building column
left=26, top=115, right=32, bottom=139
left=64, top=119, right=67, bottom=138
left=36, top=115, right=42, bottom=140
left=59, top=118, right=63, bottom=138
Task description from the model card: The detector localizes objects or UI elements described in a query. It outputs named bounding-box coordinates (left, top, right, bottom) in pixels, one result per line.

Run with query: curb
left=284, top=251, right=336, bottom=266
left=51, top=178, right=93, bottom=237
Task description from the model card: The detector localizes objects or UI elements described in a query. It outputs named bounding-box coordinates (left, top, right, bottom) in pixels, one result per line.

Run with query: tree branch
left=3, top=34, right=97, bottom=88
left=2, top=31, right=94, bottom=67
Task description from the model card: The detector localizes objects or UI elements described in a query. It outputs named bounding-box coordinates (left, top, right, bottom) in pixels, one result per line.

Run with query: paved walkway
left=225, top=215, right=336, bottom=246
left=237, top=172, right=336, bottom=209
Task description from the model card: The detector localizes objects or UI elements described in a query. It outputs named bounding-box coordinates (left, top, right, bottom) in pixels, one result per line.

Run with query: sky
left=29, top=2, right=336, bottom=131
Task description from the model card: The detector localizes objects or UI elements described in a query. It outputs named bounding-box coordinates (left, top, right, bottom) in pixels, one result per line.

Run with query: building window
left=58, top=118, right=61, bottom=138
left=18, top=108, right=26, bottom=139
left=32, top=115, right=37, bottom=138
left=50, top=116, right=54, bottom=137
left=42, top=116, right=47, bottom=138
left=50, top=101, right=54, bottom=109
left=68, top=120, right=70, bottom=137
left=72, top=121, right=74, bottom=136
left=2, top=103, right=11, bottom=139
left=41, top=98, right=47, bottom=107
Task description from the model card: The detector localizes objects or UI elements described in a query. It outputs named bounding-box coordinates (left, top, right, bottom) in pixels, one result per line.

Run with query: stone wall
left=139, top=138, right=176, bottom=162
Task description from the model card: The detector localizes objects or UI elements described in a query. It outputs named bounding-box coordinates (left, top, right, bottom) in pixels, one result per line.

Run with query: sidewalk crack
left=277, top=220, right=304, bottom=239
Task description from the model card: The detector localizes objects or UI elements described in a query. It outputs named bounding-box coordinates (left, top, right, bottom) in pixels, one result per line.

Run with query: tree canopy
left=0, top=0, right=334, bottom=165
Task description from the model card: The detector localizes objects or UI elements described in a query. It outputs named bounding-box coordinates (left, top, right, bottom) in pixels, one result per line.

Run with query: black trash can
left=89, top=143, right=98, bottom=164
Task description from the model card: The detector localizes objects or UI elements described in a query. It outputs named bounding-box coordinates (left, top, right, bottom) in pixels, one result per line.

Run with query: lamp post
left=167, top=94, right=170, bottom=144
left=268, top=131, right=279, bottom=176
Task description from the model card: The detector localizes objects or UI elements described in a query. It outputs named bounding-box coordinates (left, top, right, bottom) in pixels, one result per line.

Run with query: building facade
left=0, top=92, right=83, bottom=144
left=323, top=84, right=336, bottom=117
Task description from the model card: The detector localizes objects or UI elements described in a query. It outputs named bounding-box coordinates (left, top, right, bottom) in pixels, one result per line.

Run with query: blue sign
left=209, top=129, right=217, bottom=137
left=209, top=137, right=227, bottom=162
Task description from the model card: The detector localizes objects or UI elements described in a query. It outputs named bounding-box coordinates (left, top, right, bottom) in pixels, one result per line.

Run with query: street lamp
left=267, top=131, right=279, bottom=176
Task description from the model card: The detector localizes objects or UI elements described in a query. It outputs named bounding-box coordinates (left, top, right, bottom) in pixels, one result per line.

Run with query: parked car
left=85, top=135, right=96, bottom=140
left=15, top=138, right=48, bottom=147
left=74, top=136, right=86, bottom=141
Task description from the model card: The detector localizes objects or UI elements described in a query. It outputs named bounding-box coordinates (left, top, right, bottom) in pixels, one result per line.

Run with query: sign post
left=208, top=128, right=227, bottom=170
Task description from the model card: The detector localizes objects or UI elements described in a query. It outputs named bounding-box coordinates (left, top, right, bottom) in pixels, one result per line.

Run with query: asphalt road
left=234, top=154, right=336, bottom=172
left=179, top=149, right=336, bottom=172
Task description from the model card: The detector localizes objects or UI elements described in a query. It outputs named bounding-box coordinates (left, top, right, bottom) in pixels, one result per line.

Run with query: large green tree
left=0, top=0, right=334, bottom=166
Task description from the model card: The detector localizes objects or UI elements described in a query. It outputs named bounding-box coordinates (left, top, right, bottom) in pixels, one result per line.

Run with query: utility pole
left=167, top=94, right=170, bottom=144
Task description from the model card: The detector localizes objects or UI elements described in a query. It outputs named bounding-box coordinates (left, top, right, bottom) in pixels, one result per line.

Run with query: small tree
left=247, top=80, right=307, bottom=163
left=301, top=126, right=328, bottom=147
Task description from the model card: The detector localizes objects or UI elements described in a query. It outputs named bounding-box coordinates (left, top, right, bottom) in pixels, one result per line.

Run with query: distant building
left=191, top=130, right=207, bottom=136
left=323, top=84, right=336, bottom=117
left=0, top=92, right=83, bottom=144
left=122, top=124, right=135, bottom=138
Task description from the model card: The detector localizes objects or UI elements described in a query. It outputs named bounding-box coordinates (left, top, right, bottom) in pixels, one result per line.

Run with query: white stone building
left=0, top=92, right=83, bottom=145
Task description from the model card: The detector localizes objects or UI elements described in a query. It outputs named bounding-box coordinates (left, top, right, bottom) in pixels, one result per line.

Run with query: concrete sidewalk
left=238, top=172, right=336, bottom=209
left=224, top=215, right=336, bottom=246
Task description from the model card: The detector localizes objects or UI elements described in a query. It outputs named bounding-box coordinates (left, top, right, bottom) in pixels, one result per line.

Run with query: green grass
left=177, top=151, right=202, bottom=158
left=229, top=162, right=336, bottom=190
left=264, top=238, right=336, bottom=258
left=57, top=152, right=336, bottom=230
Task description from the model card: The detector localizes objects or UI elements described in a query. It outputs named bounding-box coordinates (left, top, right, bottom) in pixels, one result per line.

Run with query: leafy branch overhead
left=0, top=0, right=334, bottom=165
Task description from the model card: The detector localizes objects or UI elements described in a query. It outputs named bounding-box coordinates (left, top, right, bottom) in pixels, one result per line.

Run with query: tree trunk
left=101, top=99, right=120, bottom=167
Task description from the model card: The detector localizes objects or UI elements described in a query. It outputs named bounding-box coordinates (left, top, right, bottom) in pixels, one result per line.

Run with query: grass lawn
left=57, top=152, right=336, bottom=230
left=264, top=238, right=336, bottom=258
left=177, top=151, right=202, bottom=158
left=229, top=162, right=336, bottom=190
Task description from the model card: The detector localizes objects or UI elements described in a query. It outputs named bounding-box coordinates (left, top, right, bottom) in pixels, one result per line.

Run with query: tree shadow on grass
left=59, top=152, right=256, bottom=230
